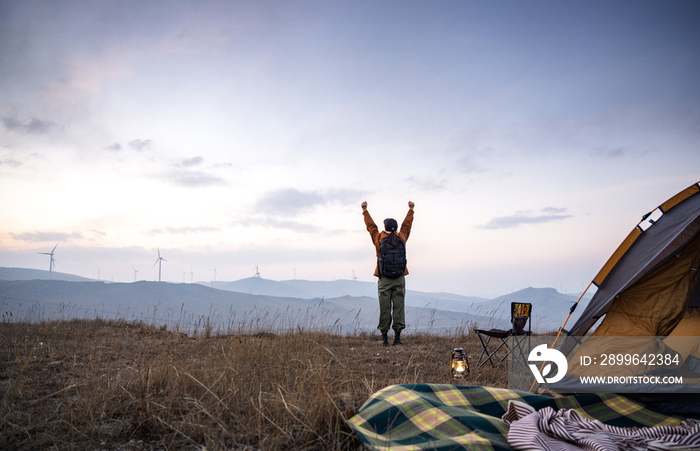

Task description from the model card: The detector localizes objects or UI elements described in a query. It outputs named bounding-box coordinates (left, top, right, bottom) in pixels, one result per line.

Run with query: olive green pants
left=377, top=275, right=406, bottom=333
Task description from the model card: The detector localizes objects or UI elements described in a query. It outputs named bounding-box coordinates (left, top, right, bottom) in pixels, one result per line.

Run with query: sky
left=1, top=0, right=699, bottom=298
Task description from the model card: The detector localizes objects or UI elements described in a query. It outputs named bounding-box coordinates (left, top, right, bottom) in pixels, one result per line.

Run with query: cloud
left=128, top=139, right=152, bottom=151
left=179, top=156, right=203, bottom=167
left=238, top=188, right=366, bottom=233
left=479, top=207, right=573, bottom=230
left=455, top=153, right=486, bottom=173
left=3, top=117, right=56, bottom=134
left=164, top=170, right=226, bottom=187
left=256, top=189, right=325, bottom=216
left=145, top=226, right=220, bottom=235
left=83, top=230, right=107, bottom=243
left=405, top=176, right=447, bottom=191
left=0, top=158, right=22, bottom=168
left=10, top=231, right=83, bottom=242
left=106, top=143, right=122, bottom=151
left=443, top=142, right=496, bottom=174
left=232, top=217, right=322, bottom=233
left=592, top=148, right=625, bottom=159
left=254, top=188, right=366, bottom=217
left=540, top=207, right=568, bottom=215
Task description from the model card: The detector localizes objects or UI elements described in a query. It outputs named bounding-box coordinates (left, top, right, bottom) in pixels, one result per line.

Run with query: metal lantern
left=451, top=347, right=468, bottom=379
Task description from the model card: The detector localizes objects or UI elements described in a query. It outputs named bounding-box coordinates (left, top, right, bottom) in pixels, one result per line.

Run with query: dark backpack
left=378, top=234, right=407, bottom=279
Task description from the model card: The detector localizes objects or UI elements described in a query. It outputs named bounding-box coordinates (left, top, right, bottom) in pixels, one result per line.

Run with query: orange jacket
left=363, top=208, right=414, bottom=278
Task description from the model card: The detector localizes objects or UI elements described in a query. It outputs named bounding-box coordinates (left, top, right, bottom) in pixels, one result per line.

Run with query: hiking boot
left=381, top=332, right=389, bottom=347
left=393, top=331, right=403, bottom=346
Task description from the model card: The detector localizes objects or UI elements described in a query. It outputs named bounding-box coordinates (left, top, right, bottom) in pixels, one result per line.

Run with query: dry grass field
left=0, top=318, right=509, bottom=450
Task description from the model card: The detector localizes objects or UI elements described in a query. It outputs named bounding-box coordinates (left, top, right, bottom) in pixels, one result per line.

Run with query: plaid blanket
left=347, top=384, right=683, bottom=451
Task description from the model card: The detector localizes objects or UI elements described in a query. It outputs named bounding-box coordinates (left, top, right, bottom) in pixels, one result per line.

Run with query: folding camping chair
left=475, top=302, right=532, bottom=370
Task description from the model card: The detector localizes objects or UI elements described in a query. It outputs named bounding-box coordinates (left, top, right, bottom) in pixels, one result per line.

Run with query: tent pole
left=529, top=281, right=593, bottom=393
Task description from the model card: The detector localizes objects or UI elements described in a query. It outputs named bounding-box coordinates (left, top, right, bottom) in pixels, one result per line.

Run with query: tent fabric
left=660, top=184, right=700, bottom=213
left=690, top=275, right=700, bottom=308
left=589, top=238, right=700, bottom=337
left=563, top=310, right=700, bottom=380
left=593, top=228, right=642, bottom=287
left=563, top=182, right=700, bottom=354
left=664, top=308, right=700, bottom=363
left=346, top=384, right=684, bottom=451
left=549, top=183, right=700, bottom=417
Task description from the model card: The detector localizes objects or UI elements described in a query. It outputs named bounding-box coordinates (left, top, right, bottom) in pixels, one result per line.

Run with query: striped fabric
left=504, top=400, right=700, bottom=451
left=347, top=384, right=685, bottom=451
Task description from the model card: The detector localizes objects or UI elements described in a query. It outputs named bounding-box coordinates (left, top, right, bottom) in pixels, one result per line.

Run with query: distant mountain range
left=205, top=277, right=490, bottom=309
left=0, top=267, right=593, bottom=333
left=202, top=277, right=592, bottom=331
left=0, top=267, right=94, bottom=282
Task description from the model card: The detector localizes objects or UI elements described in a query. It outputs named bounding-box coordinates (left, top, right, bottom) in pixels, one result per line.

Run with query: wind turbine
left=153, top=248, right=166, bottom=282
left=211, top=266, right=217, bottom=287
left=254, top=263, right=261, bottom=278
left=132, top=266, right=139, bottom=282
left=190, top=268, right=193, bottom=284
left=38, top=243, right=58, bottom=280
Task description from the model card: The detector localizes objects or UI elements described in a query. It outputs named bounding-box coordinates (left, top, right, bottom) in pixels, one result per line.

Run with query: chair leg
left=475, top=333, right=491, bottom=368
left=509, top=334, right=531, bottom=371
left=476, top=333, right=510, bottom=370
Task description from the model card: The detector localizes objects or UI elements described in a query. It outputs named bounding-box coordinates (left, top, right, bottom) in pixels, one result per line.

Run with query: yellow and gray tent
left=555, top=181, right=700, bottom=414
left=564, top=182, right=700, bottom=343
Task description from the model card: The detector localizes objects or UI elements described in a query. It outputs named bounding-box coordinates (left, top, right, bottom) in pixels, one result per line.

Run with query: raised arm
left=362, top=201, right=380, bottom=245
left=400, top=201, right=414, bottom=241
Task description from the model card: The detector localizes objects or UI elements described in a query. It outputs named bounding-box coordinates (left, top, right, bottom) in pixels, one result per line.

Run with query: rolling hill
left=0, top=267, right=591, bottom=333
left=0, top=278, right=502, bottom=334
left=206, top=277, right=490, bottom=308
left=0, top=267, right=93, bottom=282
